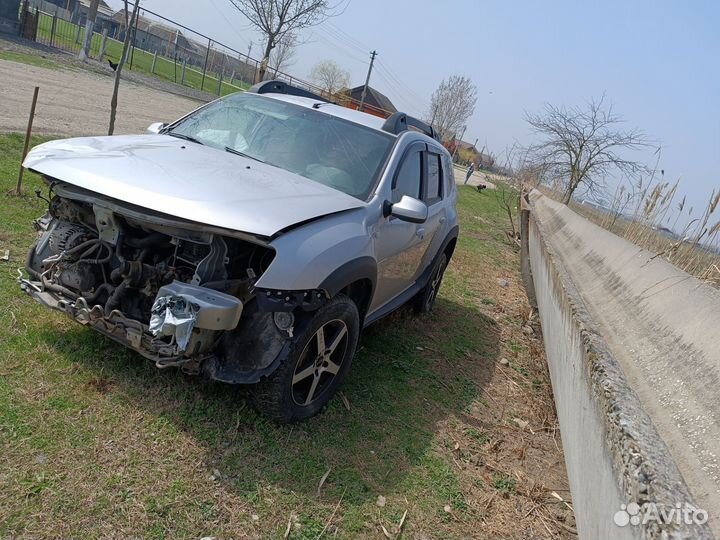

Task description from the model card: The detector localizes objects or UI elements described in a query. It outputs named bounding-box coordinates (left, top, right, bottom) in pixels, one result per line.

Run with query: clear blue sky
left=108, top=0, right=719, bottom=215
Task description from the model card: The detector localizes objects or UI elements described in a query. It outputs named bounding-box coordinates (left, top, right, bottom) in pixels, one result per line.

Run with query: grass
left=0, top=50, right=66, bottom=70
left=0, top=134, right=574, bottom=538
left=31, top=11, right=248, bottom=96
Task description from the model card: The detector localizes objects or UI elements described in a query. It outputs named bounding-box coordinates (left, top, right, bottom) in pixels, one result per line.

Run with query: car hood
left=23, top=135, right=365, bottom=237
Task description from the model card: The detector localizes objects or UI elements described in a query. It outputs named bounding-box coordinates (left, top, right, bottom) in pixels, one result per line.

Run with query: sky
left=106, top=0, right=719, bottom=218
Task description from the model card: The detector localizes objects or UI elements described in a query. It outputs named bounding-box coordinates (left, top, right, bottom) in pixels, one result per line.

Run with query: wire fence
left=14, top=0, right=393, bottom=116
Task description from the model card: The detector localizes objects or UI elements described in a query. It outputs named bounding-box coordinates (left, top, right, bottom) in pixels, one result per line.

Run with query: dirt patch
left=0, top=53, right=201, bottom=136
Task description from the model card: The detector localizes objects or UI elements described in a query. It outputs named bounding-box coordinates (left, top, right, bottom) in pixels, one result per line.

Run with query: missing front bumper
left=18, top=278, right=242, bottom=372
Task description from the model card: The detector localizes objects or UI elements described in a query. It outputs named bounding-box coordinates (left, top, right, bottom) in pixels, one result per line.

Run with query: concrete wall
left=522, top=190, right=715, bottom=539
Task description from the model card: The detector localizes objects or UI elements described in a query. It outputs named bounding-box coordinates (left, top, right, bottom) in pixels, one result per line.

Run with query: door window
left=392, top=149, right=422, bottom=203
left=424, top=153, right=443, bottom=204
left=442, top=154, right=456, bottom=195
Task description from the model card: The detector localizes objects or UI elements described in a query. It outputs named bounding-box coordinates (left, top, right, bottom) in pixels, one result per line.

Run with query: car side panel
left=255, top=208, right=375, bottom=291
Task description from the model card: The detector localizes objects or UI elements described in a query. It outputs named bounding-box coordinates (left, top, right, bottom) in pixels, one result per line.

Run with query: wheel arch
left=319, top=256, right=377, bottom=318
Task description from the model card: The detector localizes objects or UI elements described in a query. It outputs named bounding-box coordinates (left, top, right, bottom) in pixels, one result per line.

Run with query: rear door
left=416, top=148, right=447, bottom=273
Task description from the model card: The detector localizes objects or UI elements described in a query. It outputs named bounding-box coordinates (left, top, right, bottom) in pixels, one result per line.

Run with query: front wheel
left=414, top=253, right=448, bottom=314
left=249, top=295, right=360, bottom=423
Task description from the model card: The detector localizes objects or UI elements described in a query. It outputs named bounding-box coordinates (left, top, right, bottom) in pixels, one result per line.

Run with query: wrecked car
left=19, top=81, right=459, bottom=422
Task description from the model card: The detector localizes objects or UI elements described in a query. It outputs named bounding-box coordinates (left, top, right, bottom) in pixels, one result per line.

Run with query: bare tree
left=309, top=59, right=349, bottom=94
left=426, top=74, right=477, bottom=142
left=269, top=33, right=298, bottom=77
left=228, top=0, right=339, bottom=82
left=524, top=97, right=654, bottom=204
left=108, top=0, right=140, bottom=136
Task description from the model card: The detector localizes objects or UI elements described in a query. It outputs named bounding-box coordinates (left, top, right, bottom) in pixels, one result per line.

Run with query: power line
left=375, top=60, right=429, bottom=108
left=208, top=0, right=249, bottom=50
left=309, top=27, right=369, bottom=66
left=304, top=21, right=429, bottom=113
left=325, top=21, right=371, bottom=51
left=372, top=68, right=426, bottom=114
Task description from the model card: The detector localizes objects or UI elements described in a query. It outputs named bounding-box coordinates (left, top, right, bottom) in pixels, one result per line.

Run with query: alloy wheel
left=291, top=319, right=349, bottom=406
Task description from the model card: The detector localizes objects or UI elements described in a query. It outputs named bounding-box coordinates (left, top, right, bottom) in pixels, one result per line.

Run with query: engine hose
left=64, top=238, right=100, bottom=257
left=76, top=242, right=113, bottom=265
left=25, top=243, right=42, bottom=280
left=41, top=275, right=79, bottom=300
left=77, top=242, right=101, bottom=261
left=80, top=283, right=114, bottom=305
left=104, top=278, right=129, bottom=315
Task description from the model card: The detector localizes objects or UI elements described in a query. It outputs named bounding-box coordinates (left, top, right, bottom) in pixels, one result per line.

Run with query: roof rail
left=248, top=80, right=329, bottom=103
left=381, top=112, right=439, bottom=141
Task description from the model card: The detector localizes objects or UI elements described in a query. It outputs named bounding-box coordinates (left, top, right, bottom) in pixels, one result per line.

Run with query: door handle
left=416, top=227, right=425, bottom=237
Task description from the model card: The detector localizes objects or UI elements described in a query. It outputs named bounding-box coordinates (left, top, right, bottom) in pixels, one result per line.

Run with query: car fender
left=255, top=208, right=375, bottom=292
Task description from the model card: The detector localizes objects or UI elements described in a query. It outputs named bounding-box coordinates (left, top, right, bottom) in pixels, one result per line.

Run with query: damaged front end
left=19, top=180, right=302, bottom=382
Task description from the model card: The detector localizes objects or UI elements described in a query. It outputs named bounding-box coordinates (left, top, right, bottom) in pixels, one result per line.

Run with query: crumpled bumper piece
left=149, top=295, right=199, bottom=351
left=149, top=281, right=243, bottom=351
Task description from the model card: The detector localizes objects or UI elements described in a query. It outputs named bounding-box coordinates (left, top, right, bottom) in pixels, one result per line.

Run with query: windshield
left=168, top=93, right=394, bottom=200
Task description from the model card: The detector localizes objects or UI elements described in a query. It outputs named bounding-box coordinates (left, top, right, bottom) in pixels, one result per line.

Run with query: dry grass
left=534, top=177, right=720, bottom=288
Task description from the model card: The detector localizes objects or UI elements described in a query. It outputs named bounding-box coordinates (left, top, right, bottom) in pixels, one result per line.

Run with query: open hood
left=24, top=135, right=366, bottom=237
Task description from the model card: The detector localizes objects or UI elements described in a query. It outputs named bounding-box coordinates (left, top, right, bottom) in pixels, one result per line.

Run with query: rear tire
left=414, top=253, right=448, bottom=314
left=249, top=295, right=360, bottom=423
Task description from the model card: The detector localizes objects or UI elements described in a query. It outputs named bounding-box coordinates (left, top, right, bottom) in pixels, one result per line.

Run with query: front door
left=371, top=142, right=428, bottom=311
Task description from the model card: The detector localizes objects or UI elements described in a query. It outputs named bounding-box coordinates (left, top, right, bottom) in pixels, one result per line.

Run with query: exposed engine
left=23, top=191, right=275, bottom=366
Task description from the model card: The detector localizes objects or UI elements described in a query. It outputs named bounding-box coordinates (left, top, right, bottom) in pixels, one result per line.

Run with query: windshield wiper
left=224, top=146, right=264, bottom=163
left=167, top=131, right=204, bottom=145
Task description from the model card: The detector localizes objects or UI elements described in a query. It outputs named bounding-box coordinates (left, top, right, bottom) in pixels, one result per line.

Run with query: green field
left=34, top=11, right=248, bottom=96
left=0, top=133, right=571, bottom=539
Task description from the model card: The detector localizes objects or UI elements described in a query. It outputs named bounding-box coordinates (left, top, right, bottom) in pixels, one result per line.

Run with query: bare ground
left=0, top=56, right=201, bottom=137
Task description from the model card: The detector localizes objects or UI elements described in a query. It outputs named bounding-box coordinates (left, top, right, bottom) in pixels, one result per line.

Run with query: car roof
left=258, top=93, right=391, bottom=133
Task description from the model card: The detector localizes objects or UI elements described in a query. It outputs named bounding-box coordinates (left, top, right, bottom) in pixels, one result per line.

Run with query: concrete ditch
left=521, top=189, right=717, bottom=539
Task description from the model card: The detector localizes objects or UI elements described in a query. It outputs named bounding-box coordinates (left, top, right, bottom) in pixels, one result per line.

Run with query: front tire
left=249, top=295, right=360, bottom=423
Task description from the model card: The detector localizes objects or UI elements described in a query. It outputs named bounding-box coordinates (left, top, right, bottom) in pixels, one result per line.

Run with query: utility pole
left=358, top=50, right=377, bottom=112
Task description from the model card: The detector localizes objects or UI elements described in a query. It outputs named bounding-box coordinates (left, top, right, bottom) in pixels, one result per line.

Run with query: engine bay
left=21, top=184, right=276, bottom=369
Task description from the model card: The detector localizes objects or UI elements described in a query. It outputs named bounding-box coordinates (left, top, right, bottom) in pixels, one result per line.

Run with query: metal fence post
left=50, top=13, right=57, bottom=46
left=33, top=8, right=39, bottom=42
left=97, top=27, right=108, bottom=61
left=201, top=38, right=211, bottom=91
left=75, top=22, right=81, bottom=44
left=217, top=54, right=225, bottom=95
left=181, top=58, right=186, bottom=85
left=151, top=50, right=157, bottom=73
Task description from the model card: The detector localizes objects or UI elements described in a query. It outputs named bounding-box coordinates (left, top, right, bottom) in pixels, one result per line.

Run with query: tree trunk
left=256, top=39, right=274, bottom=83
left=78, top=0, right=99, bottom=61
left=108, top=1, right=140, bottom=135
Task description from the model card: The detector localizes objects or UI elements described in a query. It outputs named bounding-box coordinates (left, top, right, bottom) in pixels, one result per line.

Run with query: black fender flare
left=319, top=256, right=377, bottom=300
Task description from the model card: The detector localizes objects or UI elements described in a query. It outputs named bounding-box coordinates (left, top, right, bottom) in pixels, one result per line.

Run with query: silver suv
left=20, top=81, right=459, bottom=422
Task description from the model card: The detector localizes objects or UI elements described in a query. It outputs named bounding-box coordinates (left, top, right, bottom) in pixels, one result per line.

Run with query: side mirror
left=146, top=122, right=167, bottom=134
left=387, top=195, right=428, bottom=223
